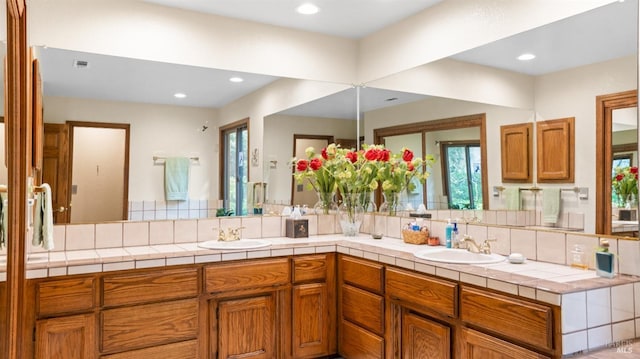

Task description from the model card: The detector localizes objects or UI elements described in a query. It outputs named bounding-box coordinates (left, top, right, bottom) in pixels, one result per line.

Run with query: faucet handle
left=480, top=238, right=496, bottom=254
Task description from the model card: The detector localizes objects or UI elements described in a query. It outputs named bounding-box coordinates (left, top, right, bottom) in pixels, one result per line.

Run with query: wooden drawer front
left=37, top=277, right=96, bottom=317
left=460, top=286, right=553, bottom=350
left=460, top=327, right=551, bottom=359
left=293, top=254, right=327, bottom=283
left=385, top=267, right=457, bottom=318
left=342, top=284, right=384, bottom=335
left=101, top=298, right=198, bottom=353
left=340, top=319, right=383, bottom=359
left=103, top=267, right=199, bottom=307
left=205, top=258, right=289, bottom=293
left=100, top=339, right=198, bottom=359
left=341, top=256, right=384, bottom=294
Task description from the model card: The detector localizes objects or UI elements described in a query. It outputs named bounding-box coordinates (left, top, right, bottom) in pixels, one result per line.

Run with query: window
left=442, top=142, right=483, bottom=209
left=612, top=153, right=633, bottom=206
left=221, top=120, right=249, bottom=216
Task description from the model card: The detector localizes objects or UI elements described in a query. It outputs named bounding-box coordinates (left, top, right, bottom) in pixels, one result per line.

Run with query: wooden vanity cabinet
left=338, top=255, right=385, bottom=358
left=32, top=275, right=98, bottom=359
left=205, top=257, right=290, bottom=359
left=100, top=267, right=200, bottom=358
left=291, top=254, right=336, bottom=358
left=385, top=267, right=457, bottom=359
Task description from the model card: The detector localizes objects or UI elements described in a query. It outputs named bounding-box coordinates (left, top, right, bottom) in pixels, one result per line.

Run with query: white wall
left=43, top=96, right=218, bottom=202
left=263, top=114, right=357, bottom=204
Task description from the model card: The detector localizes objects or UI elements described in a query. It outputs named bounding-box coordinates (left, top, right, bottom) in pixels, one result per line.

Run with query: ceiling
left=37, top=0, right=637, bottom=119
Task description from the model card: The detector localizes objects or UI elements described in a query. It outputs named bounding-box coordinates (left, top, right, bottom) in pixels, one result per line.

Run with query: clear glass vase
left=338, top=192, right=364, bottom=236
left=379, top=191, right=402, bottom=216
left=314, top=191, right=337, bottom=215
left=358, top=190, right=377, bottom=213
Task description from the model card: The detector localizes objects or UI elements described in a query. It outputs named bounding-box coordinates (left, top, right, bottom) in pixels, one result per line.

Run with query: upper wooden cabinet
left=500, top=123, right=533, bottom=182
left=536, top=117, right=575, bottom=183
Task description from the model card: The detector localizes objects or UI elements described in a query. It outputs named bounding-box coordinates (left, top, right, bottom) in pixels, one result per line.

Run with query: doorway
left=43, top=121, right=130, bottom=223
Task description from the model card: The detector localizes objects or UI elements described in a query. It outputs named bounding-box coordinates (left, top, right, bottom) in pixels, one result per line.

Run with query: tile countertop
left=1, top=235, right=638, bottom=306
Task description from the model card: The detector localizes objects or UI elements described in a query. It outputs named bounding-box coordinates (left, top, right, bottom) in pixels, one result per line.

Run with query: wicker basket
left=402, top=228, right=429, bottom=245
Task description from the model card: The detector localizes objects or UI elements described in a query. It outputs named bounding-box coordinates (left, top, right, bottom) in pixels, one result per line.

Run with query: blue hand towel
left=165, top=157, right=190, bottom=201
left=543, top=188, right=561, bottom=224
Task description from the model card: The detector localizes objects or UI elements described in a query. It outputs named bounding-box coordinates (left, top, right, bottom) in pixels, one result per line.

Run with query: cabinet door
left=536, top=117, right=574, bottom=182
left=402, top=311, right=450, bottom=359
left=218, top=295, right=276, bottom=359
left=35, top=313, right=96, bottom=359
left=293, top=283, right=330, bottom=358
left=459, top=327, right=550, bottom=359
left=500, top=122, right=533, bottom=182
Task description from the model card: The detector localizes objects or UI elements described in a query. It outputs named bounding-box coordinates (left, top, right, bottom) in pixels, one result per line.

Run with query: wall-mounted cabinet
left=536, top=117, right=575, bottom=183
left=500, top=123, right=533, bottom=182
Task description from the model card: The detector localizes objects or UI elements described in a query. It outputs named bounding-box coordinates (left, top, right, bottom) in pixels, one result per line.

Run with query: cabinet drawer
left=385, top=267, right=457, bottom=318
left=342, top=284, right=384, bottom=335
left=101, top=298, right=198, bottom=353
left=293, top=254, right=328, bottom=283
left=460, top=286, right=553, bottom=350
left=340, top=255, right=384, bottom=294
left=205, top=258, right=289, bottom=293
left=37, top=276, right=96, bottom=317
left=341, top=319, right=383, bottom=359
left=100, top=339, right=198, bottom=359
left=103, top=267, right=199, bottom=307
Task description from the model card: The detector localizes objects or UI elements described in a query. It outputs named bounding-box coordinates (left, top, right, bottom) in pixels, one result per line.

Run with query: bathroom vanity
left=7, top=229, right=638, bottom=359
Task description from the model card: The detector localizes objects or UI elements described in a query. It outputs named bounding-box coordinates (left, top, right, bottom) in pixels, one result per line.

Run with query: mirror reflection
left=25, top=0, right=638, bottom=238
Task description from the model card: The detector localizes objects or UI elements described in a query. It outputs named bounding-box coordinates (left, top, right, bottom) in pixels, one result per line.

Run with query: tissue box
left=286, top=219, right=309, bottom=238
left=619, top=209, right=637, bottom=221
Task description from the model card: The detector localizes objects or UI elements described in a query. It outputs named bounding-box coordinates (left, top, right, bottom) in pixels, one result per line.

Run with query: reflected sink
left=414, top=248, right=505, bottom=264
left=198, top=239, right=272, bottom=250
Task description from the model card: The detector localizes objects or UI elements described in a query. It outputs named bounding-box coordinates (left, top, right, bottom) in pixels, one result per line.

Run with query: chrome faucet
left=216, top=227, right=244, bottom=242
left=460, top=235, right=496, bottom=254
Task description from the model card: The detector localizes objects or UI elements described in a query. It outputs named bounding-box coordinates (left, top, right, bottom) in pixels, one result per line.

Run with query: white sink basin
left=414, top=248, right=505, bottom=264
left=198, top=239, right=272, bottom=250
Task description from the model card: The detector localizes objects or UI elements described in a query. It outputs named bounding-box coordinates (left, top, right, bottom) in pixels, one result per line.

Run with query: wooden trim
left=5, top=0, right=29, bottom=358
left=595, top=90, right=637, bottom=235
left=612, top=143, right=638, bottom=154
left=31, top=57, right=43, bottom=184
left=67, top=121, right=131, bottom=221
left=374, top=113, right=489, bottom=209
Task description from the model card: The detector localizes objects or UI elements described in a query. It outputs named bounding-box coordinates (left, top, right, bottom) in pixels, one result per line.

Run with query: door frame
left=68, top=121, right=130, bottom=221
left=595, top=90, right=638, bottom=235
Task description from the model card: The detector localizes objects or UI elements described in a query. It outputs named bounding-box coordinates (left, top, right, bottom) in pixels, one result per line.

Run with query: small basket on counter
left=402, top=227, right=429, bottom=245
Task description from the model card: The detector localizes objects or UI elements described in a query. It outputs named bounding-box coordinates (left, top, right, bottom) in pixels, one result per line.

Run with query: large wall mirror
left=20, top=0, right=638, bottom=239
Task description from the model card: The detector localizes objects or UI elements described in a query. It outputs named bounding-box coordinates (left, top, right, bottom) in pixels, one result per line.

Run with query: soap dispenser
left=445, top=219, right=454, bottom=248
left=595, top=239, right=615, bottom=278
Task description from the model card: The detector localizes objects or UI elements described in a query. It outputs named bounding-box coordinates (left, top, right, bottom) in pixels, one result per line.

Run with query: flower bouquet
left=612, top=166, right=638, bottom=208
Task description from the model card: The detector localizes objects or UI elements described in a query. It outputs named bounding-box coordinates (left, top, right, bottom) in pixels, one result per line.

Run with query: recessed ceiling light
left=229, top=77, right=244, bottom=83
left=517, top=53, right=536, bottom=61
left=296, top=3, right=319, bottom=15
left=174, top=93, right=187, bottom=99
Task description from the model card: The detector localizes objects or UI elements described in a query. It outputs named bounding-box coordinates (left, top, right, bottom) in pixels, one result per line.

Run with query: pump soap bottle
left=445, top=219, right=453, bottom=248
left=595, top=239, right=615, bottom=278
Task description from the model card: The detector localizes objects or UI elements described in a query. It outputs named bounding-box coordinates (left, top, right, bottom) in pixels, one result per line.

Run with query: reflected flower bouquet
left=612, top=166, right=638, bottom=206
